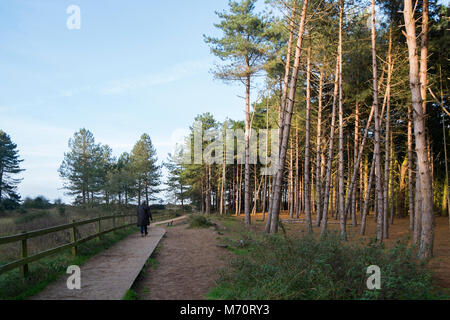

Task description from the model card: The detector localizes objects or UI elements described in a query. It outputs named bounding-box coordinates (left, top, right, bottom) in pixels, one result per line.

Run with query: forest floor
left=132, top=219, right=232, bottom=300
left=131, top=212, right=450, bottom=299
left=234, top=212, right=450, bottom=291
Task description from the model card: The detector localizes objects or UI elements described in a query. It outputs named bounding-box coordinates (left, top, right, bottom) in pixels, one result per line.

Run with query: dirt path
left=133, top=223, right=232, bottom=300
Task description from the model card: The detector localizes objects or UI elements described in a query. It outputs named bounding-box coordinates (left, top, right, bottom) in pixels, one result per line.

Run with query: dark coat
left=137, top=204, right=152, bottom=226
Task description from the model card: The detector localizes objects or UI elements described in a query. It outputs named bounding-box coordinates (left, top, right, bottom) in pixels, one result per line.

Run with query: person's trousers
left=140, top=225, right=148, bottom=235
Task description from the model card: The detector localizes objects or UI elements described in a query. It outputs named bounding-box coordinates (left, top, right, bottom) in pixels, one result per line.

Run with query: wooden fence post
left=97, top=215, right=101, bottom=241
left=71, top=220, right=78, bottom=256
left=21, top=231, right=28, bottom=277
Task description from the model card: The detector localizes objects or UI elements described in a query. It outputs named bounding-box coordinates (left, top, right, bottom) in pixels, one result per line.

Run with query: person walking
left=137, top=200, right=153, bottom=237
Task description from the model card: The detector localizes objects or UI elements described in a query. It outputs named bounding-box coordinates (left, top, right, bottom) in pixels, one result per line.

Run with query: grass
left=188, top=214, right=214, bottom=229
left=14, top=211, right=51, bottom=224
left=123, top=289, right=139, bottom=300
left=206, top=215, right=444, bottom=300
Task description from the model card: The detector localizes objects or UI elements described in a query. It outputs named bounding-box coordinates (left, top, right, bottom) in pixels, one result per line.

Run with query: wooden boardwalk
left=30, top=216, right=188, bottom=300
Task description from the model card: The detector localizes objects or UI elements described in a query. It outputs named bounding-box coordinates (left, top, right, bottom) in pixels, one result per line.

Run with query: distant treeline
left=59, top=128, right=162, bottom=206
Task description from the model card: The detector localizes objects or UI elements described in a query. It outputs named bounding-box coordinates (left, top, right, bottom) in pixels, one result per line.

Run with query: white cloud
left=98, top=60, right=209, bottom=95
left=0, top=106, right=15, bottom=112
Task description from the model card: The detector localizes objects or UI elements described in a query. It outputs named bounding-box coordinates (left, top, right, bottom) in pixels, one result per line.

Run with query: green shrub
left=150, top=204, right=166, bottom=211
left=188, top=215, right=214, bottom=229
left=0, top=199, right=20, bottom=211
left=15, top=211, right=50, bottom=224
left=123, top=289, right=139, bottom=300
left=169, top=211, right=182, bottom=218
left=208, top=232, right=436, bottom=300
left=57, top=205, right=66, bottom=215
left=23, top=196, right=52, bottom=209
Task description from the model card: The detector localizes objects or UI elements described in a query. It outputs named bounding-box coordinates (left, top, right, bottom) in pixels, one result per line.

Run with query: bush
left=209, top=232, right=436, bottom=300
left=182, top=205, right=192, bottom=212
left=57, top=205, right=66, bottom=215
left=18, top=207, right=28, bottom=214
left=0, top=199, right=20, bottom=212
left=169, top=211, right=182, bottom=218
left=23, top=196, right=52, bottom=209
left=150, top=204, right=166, bottom=211
left=15, top=211, right=50, bottom=224
left=188, top=215, right=214, bottom=229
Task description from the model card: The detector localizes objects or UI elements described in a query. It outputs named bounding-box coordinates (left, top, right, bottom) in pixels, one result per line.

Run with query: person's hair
left=142, top=200, right=147, bottom=205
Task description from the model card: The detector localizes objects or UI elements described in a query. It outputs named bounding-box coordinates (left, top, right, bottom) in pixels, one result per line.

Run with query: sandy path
left=133, top=224, right=231, bottom=300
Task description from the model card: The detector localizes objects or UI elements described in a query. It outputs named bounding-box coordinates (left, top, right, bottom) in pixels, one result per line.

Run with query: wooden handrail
left=0, top=213, right=137, bottom=277
left=0, top=214, right=135, bottom=244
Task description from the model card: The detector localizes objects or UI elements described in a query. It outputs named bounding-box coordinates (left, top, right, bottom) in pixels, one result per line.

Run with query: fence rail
left=0, top=213, right=137, bottom=277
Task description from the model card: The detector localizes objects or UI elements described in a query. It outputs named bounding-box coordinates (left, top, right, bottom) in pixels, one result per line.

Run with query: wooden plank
left=30, top=228, right=167, bottom=300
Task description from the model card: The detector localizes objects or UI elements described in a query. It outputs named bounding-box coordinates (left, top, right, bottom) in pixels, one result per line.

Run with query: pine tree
left=204, top=0, right=271, bottom=226
left=130, top=134, right=162, bottom=205
left=59, top=128, right=98, bottom=204
left=0, top=130, right=24, bottom=206
left=165, top=150, right=188, bottom=206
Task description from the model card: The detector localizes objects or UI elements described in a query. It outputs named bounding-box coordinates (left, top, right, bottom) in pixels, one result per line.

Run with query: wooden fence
left=0, top=213, right=137, bottom=277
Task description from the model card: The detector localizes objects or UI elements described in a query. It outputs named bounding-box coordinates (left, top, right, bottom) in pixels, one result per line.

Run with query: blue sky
left=1, top=0, right=448, bottom=203
left=1, top=0, right=271, bottom=203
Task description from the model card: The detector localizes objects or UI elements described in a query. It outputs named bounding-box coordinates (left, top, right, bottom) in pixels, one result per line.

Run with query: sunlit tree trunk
left=408, top=105, right=415, bottom=231
left=315, top=67, right=324, bottom=227
left=351, top=102, right=359, bottom=227
left=206, top=165, right=211, bottom=215
left=371, top=0, right=384, bottom=243
left=244, top=71, right=251, bottom=225
left=390, top=131, right=395, bottom=225
left=269, top=0, right=309, bottom=234
left=383, top=28, right=393, bottom=239
left=295, top=127, right=300, bottom=218
left=320, top=62, right=339, bottom=236
left=361, top=158, right=375, bottom=235
left=304, top=44, right=313, bottom=233
left=403, top=0, right=434, bottom=258
left=338, top=0, right=346, bottom=239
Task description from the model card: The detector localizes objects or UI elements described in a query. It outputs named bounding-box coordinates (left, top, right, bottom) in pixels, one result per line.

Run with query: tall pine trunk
left=269, top=0, right=309, bottom=234
left=315, top=67, right=324, bottom=227
left=403, top=0, right=434, bottom=259
left=244, top=73, right=251, bottom=225
left=338, top=0, right=346, bottom=239
left=304, top=44, right=313, bottom=233
left=320, top=62, right=339, bottom=236
left=371, top=0, right=384, bottom=242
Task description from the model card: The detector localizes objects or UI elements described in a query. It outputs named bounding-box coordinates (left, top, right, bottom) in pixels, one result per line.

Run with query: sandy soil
left=133, top=222, right=232, bottom=300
